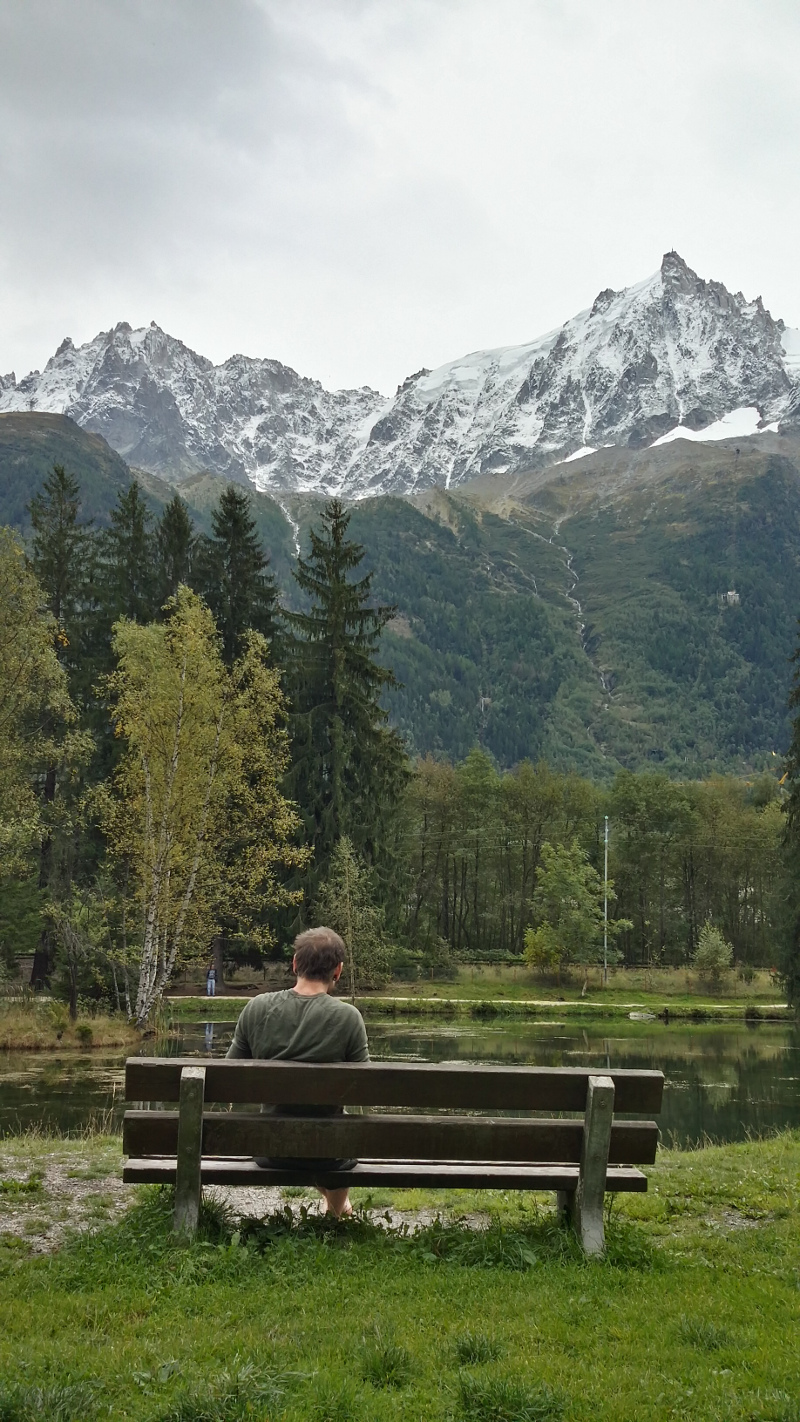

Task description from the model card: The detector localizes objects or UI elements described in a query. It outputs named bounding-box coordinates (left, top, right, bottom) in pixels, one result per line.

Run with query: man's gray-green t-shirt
left=226, top=989, right=369, bottom=1064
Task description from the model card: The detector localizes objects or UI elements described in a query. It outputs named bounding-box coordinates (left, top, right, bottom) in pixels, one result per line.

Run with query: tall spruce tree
left=197, top=485, right=280, bottom=664
left=156, top=494, right=196, bottom=606
left=780, top=628, right=800, bottom=1008
left=28, top=465, right=93, bottom=646
left=286, top=498, right=408, bottom=897
left=27, top=466, right=94, bottom=987
left=98, top=480, right=157, bottom=626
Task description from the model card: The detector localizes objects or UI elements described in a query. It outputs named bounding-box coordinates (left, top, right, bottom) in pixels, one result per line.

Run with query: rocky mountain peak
left=2, top=256, right=798, bottom=498
left=659, top=249, right=699, bottom=289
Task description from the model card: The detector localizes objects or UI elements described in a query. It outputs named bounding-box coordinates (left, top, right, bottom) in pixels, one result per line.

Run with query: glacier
left=2, top=251, right=798, bottom=499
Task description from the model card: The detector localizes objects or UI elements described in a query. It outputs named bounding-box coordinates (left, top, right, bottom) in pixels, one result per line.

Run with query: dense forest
left=4, top=413, right=800, bottom=780
left=1, top=448, right=799, bottom=1019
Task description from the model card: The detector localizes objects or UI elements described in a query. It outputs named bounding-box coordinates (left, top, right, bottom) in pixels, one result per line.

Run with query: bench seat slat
left=125, top=1059, right=664, bottom=1113
left=123, top=1156, right=649, bottom=1192
left=123, top=1110, right=659, bottom=1165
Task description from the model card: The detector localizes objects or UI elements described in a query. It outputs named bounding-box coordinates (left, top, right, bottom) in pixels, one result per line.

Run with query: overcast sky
left=1, top=0, right=799, bottom=395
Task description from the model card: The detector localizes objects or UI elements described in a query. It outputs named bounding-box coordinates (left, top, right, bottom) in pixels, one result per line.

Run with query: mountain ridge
left=3, top=252, right=799, bottom=499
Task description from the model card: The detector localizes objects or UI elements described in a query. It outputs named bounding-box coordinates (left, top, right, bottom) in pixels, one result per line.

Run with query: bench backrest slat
left=125, top=1059, right=664, bottom=1113
left=122, top=1110, right=659, bottom=1165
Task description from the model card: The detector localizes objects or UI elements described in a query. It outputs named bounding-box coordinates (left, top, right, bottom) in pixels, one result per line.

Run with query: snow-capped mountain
left=3, top=252, right=799, bottom=498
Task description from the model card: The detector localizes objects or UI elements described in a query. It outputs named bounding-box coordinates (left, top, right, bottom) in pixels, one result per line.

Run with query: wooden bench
left=123, top=1058, right=664, bottom=1256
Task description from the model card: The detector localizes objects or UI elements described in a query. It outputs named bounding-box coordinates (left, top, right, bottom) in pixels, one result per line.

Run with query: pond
left=1, top=1014, right=798, bottom=1147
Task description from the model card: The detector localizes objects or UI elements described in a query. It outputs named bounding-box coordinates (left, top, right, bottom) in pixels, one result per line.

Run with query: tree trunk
left=212, top=934, right=225, bottom=990
left=30, top=765, right=57, bottom=989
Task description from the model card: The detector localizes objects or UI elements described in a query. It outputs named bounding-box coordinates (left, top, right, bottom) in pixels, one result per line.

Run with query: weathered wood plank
left=123, top=1157, right=649, bottom=1192
left=125, top=1058, right=664, bottom=1113
left=122, top=1110, right=659, bottom=1164
left=575, top=1074, right=615, bottom=1257
left=173, top=1066, right=205, bottom=1237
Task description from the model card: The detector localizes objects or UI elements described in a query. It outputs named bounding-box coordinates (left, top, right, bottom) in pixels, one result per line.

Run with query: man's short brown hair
left=293, top=927, right=346, bottom=981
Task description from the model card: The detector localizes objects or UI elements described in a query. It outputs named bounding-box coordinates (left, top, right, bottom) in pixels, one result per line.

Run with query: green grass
left=0, top=999, right=142, bottom=1051
left=165, top=965, right=790, bottom=1022
left=0, top=1133, right=798, bottom=1419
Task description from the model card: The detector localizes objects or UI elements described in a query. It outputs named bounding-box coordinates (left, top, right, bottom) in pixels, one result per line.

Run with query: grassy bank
left=359, top=996, right=792, bottom=1023
left=166, top=993, right=792, bottom=1024
left=0, top=1001, right=141, bottom=1051
left=0, top=1132, right=798, bottom=1420
left=165, top=966, right=791, bottom=1023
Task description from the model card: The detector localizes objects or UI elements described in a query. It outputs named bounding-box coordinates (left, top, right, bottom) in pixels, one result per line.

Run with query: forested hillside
left=3, top=411, right=800, bottom=777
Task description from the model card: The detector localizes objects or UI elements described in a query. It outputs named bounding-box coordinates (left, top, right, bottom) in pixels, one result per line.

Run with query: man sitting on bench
left=226, top=926, right=369, bottom=1218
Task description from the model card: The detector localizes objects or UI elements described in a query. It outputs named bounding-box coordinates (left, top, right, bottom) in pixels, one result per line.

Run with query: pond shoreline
left=2, top=1013, right=797, bottom=1145
left=165, top=993, right=793, bottom=1023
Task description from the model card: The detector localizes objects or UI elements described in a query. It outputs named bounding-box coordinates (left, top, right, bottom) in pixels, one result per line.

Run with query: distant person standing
left=227, top=927, right=369, bottom=1218
left=206, top=964, right=217, bottom=997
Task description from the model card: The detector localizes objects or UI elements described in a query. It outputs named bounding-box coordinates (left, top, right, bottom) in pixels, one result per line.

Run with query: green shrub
left=693, top=923, right=733, bottom=985
left=46, top=1001, right=70, bottom=1034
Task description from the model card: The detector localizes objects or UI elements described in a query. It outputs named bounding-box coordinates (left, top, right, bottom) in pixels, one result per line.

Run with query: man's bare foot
left=319, top=1186, right=352, bottom=1217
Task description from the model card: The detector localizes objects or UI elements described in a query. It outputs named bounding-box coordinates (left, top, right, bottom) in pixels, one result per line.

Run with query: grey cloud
left=1, top=0, right=799, bottom=393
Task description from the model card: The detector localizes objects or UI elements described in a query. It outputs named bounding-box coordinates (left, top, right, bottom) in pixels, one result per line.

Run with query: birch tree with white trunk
left=101, top=586, right=306, bottom=1026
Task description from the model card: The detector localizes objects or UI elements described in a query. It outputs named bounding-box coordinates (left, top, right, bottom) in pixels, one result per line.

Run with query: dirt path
left=0, top=1140, right=490, bottom=1251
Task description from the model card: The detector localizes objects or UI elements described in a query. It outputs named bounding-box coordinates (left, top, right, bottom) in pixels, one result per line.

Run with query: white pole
left=603, top=815, right=609, bottom=986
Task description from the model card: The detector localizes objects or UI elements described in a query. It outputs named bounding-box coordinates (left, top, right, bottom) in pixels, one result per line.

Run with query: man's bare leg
left=319, top=1187, right=352, bottom=1217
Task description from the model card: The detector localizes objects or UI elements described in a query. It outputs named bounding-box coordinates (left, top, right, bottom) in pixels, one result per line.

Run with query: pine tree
left=1, top=527, right=81, bottom=987
left=780, top=628, right=800, bottom=1008
left=28, top=464, right=93, bottom=648
left=286, top=498, right=409, bottom=898
left=155, top=494, right=196, bottom=606
left=196, top=485, right=280, bottom=664
left=98, top=481, right=157, bottom=626
left=27, top=465, right=96, bottom=987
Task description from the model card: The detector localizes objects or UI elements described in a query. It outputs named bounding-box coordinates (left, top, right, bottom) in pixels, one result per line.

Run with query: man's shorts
left=255, top=1156, right=357, bottom=1177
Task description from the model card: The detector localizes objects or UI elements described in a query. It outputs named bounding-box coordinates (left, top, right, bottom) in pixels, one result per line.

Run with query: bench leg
left=556, top=1189, right=575, bottom=1224
left=574, top=1074, right=614, bottom=1257
left=174, top=1066, right=206, bottom=1237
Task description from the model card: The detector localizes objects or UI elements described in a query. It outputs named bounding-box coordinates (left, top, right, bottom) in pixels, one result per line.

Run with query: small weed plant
left=677, top=1316, right=735, bottom=1352
left=453, top=1332, right=503, bottom=1365
left=359, top=1327, right=413, bottom=1389
left=458, top=1373, right=567, bottom=1422
left=0, top=1381, right=97, bottom=1422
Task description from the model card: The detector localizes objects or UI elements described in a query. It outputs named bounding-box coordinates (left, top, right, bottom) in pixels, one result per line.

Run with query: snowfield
left=2, top=252, right=798, bottom=498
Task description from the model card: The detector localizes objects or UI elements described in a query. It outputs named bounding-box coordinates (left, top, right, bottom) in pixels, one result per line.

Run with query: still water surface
left=1, top=1014, right=798, bottom=1146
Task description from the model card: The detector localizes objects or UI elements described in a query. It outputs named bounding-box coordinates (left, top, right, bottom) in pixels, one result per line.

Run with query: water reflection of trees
left=1, top=1022, right=797, bottom=1145
left=366, top=1022, right=800, bottom=1147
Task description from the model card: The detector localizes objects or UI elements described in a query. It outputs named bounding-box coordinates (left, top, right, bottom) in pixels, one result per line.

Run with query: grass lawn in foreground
left=0, top=1133, right=798, bottom=1420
